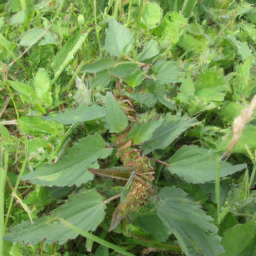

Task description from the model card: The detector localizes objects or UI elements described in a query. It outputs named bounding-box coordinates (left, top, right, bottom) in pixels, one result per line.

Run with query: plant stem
left=4, top=140, right=28, bottom=231
left=215, top=155, right=221, bottom=224
left=93, top=0, right=101, bottom=50
left=0, top=150, right=8, bottom=256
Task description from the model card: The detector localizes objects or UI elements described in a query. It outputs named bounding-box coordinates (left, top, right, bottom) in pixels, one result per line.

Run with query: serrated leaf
left=196, top=66, right=230, bottom=93
left=140, top=2, right=163, bottom=30
left=156, top=187, right=224, bottom=256
left=22, top=134, right=113, bottom=186
left=127, top=119, right=163, bottom=145
left=219, top=221, right=256, bottom=256
left=106, top=92, right=128, bottom=133
left=43, top=104, right=106, bottom=124
left=229, top=36, right=252, bottom=60
left=152, top=60, right=184, bottom=84
left=51, top=32, right=87, bottom=80
left=168, top=146, right=246, bottom=183
left=111, top=63, right=138, bottom=77
left=123, top=70, right=144, bottom=88
left=141, top=116, right=199, bottom=155
left=33, top=68, right=52, bottom=105
left=19, top=28, right=57, bottom=46
left=9, top=10, right=25, bottom=24
left=18, top=116, right=63, bottom=136
left=195, top=88, right=225, bottom=101
left=134, top=214, right=169, bottom=242
left=81, top=58, right=115, bottom=73
left=3, top=190, right=106, bottom=245
left=91, top=70, right=111, bottom=88
left=104, top=19, right=134, bottom=57
left=137, top=40, right=159, bottom=61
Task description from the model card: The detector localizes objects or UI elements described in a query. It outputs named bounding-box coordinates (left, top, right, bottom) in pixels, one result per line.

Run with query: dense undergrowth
left=1, top=0, right=256, bottom=255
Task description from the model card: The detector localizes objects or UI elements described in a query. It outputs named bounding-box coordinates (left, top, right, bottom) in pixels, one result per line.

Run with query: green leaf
left=229, top=36, right=252, bottom=60
left=19, top=28, right=57, bottom=46
left=140, top=2, right=163, bottom=30
left=91, top=70, right=111, bottom=88
left=134, top=214, right=169, bottom=242
left=22, top=134, right=113, bottom=186
left=81, top=58, right=115, bottom=73
left=126, top=92, right=157, bottom=108
left=18, top=116, right=63, bottom=136
left=196, top=66, right=230, bottom=93
left=141, top=115, right=199, bottom=155
left=111, top=63, right=139, bottom=77
left=8, top=80, right=37, bottom=103
left=43, top=104, right=106, bottom=124
left=104, top=19, right=134, bottom=57
left=156, top=187, right=224, bottom=256
left=3, top=190, right=106, bottom=245
left=137, top=40, right=159, bottom=62
left=195, top=88, right=225, bottom=101
left=123, top=70, right=144, bottom=88
left=33, top=68, right=52, bottom=106
left=219, top=221, right=256, bottom=256
left=0, top=34, right=17, bottom=60
left=51, top=32, right=87, bottom=81
left=168, top=146, right=246, bottom=183
left=152, top=60, right=184, bottom=84
left=106, top=92, right=128, bottom=133
left=127, top=119, right=163, bottom=145
left=9, top=10, right=25, bottom=24
left=181, top=0, right=198, bottom=18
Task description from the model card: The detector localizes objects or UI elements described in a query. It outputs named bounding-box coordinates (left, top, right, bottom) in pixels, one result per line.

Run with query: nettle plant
left=2, top=0, right=256, bottom=255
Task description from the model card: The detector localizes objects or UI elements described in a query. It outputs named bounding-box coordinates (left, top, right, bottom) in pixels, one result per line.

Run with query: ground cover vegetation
left=1, top=0, right=256, bottom=255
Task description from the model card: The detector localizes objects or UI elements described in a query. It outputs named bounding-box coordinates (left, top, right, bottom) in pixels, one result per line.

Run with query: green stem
left=93, top=0, right=101, bottom=50
left=249, top=161, right=256, bottom=189
left=215, top=155, right=221, bottom=224
left=4, top=140, right=28, bottom=231
left=57, top=218, right=135, bottom=256
left=62, top=60, right=86, bottom=93
left=5, top=83, right=19, bottom=119
left=0, top=150, right=8, bottom=256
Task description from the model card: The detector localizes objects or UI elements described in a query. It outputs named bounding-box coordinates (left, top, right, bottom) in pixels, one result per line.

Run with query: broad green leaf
left=9, top=10, right=25, bottom=24
left=18, top=116, right=63, bottom=136
left=137, top=40, right=159, bottom=62
left=219, top=221, right=256, bottom=256
left=156, top=187, right=224, bottom=256
left=168, top=146, right=246, bottom=183
left=91, top=70, right=111, bottom=88
left=43, top=104, right=106, bottom=124
left=3, top=190, right=106, bottom=245
left=81, top=58, right=115, bottom=73
left=140, top=2, right=163, bottom=30
left=126, top=92, right=157, bottom=108
left=22, top=134, right=113, bottom=186
left=104, top=19, right=134, bottom=57
left=134, top=214, right=169, bottom=242
left=195, top=88, right=225, bottom=101
left=19, top=28, right=57, bottom=46
left=33, top=68, right=52, bottom=106
left=155, top=94, right=176, bottom=110
left=127, top=119, right=163, bottom=145
left=229, top=36, right=252, bottom=60
left=141, top=115, right=199, bottom=155
left=123, top=70, right=144, bottom=88
left=111, top=63, right=138, bottom=77
left=196, top=66, right=230, bottom=93
left=51, top=32, right=87, bottom=81
left=152, top=60, right=184, bottom=84
left=153, top=12, right=187, bottom=45
left=106, top=92, right=128, bottom=133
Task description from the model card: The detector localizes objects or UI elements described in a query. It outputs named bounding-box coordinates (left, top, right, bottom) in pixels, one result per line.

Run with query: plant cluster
left=1, top=0, right=256, bottom=255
